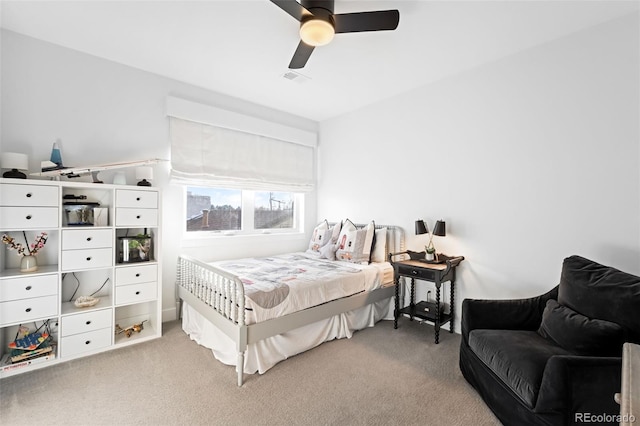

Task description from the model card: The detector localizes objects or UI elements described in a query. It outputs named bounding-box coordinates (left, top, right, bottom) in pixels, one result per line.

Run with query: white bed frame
left=176, top=224, right=405, bottom=386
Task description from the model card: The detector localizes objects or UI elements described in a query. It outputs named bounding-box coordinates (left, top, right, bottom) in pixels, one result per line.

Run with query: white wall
left=318, top=13, right=640, bottom=331
left=2, top=11, right=639, bottom=332
left=0, top=30, right=319, bottom=321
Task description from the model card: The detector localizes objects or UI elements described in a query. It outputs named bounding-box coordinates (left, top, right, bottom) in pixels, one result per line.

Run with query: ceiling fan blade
left=288, top=40, right=315, bottom=69
left=270, top=0, right=312, bottom=21
left=334, top=10, right=399, bottom=33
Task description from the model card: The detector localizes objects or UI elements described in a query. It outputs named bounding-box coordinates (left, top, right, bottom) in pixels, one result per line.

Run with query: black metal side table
left=389, top=252, right=464, bottom=344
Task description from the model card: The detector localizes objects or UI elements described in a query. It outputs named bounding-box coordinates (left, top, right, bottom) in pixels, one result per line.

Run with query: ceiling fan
left=270, top=0, right=400, bottom=69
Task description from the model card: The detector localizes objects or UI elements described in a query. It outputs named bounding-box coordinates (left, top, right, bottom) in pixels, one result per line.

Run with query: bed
left=176, top=221, right=405, bottom=385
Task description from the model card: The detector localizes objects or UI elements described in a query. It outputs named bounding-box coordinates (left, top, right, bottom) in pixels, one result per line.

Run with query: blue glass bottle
left=50, top=142, right=63, bottom=167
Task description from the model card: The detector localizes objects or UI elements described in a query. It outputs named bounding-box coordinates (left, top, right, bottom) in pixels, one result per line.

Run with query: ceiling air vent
left=282, top=70, right=311, bottom=84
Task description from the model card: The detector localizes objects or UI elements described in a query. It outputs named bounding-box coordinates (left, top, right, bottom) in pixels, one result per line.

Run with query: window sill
left=180, top=231, right=306, bottom=248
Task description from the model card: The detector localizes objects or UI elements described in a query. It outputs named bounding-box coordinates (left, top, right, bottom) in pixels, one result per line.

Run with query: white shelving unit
left=0, top=178, right=162, bottom=377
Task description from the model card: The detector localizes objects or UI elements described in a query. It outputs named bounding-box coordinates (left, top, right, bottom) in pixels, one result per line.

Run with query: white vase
left=113, top=171, right=126, bottom=185
left=20, top=255, right=38, bottom=272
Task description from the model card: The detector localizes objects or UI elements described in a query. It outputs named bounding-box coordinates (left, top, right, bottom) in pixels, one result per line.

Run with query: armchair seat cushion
left=468, top=329, right=571, bottom=409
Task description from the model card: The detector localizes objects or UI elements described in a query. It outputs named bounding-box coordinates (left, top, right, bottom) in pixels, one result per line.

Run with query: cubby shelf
left=0, top=178, right=162, bottom=378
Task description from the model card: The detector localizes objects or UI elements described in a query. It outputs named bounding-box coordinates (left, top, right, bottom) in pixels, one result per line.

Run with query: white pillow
left=371, top=227, right=387, bottom=263
left=335, top=219, right=376, bottom=264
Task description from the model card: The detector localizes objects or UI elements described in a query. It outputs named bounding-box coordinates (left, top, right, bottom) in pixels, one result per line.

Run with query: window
left=186, top=187, right=241, bottom=232
left=254, top=191, right=294, bottom=229
left=186, top=187, right=300, bottom=234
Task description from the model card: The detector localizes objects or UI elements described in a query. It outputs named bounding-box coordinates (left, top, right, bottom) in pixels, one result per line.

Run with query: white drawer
left=0, top=207, right=59, bottom=229
left=62, top=228, right=113, bottom=250
left=0, top=295, right=58, bottom=326
left=61, top=309, right=112, bottom=337
left=61, top=328, right=112, bottom=358
left=115, top=264, right=158, bottom=287
left=0, top=274, right=58, bottom=302
left=115, top=282, right=157, bottom=305
left=61, top=247, right=112, bottom=271
left=0, top=184, right=58, bottom=207
left=115, top=208, right=158, bottom=227
left=116, top=190, right=158, bottom=209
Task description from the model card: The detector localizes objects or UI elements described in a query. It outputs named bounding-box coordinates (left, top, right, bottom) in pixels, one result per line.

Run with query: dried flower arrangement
left=1, top=231, right=48, bottom=256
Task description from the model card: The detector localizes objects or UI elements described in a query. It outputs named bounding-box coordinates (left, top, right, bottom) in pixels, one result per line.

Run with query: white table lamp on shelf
left=136, top=166, right=153, bottom=186
left=1, top=152, right=29, bottom=179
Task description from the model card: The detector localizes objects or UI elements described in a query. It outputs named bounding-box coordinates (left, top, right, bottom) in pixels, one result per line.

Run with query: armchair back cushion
left=558, top=255, right=640, bottom=343
left=537, top=299, right=625, bottom=356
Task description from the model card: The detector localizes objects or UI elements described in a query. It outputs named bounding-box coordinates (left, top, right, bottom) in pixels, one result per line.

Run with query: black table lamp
left=415, top=219, right=446, bottom=261
left=432, top=220, right=446, bottom=238
left=415, top=219, right=428, bottom=236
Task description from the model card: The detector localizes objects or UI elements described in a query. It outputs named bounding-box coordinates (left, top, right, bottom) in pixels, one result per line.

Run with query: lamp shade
left=300, top=19, right=335, bottom=46
left=415, top=219, right=428, bottom=235
left=135, top=166, right=153, bottom=181
left=1, top=152, right=28, bottom=171
left=432, top=220, right=446, bottom=237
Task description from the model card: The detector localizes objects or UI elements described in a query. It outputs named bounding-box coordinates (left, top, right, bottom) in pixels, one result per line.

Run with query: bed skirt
left=182, top=297, right=392, bottom=374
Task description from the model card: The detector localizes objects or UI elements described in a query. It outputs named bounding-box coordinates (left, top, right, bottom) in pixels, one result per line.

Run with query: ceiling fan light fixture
left=299, top=18, right=335, bottom=46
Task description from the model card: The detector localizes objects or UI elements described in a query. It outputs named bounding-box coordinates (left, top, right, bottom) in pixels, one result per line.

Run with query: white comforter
left=211, top=252, right=391, bottom=324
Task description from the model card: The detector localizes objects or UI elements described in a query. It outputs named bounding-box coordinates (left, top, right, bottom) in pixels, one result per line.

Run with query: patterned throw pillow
left=307, top=221, right=341, bottom=254
left=335, top=219, right=376, bottom=264
left=307, top=220, right=330, bottom=253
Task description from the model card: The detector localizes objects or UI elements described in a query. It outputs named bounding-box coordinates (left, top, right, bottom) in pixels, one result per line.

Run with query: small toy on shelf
left=115, top=320, right=147, bottom=338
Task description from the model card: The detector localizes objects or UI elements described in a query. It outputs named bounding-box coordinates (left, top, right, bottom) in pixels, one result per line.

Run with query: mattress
left=211, top=251, right=392, bottom=324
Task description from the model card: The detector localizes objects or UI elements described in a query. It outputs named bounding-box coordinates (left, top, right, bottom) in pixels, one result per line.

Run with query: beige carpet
left=0, top=319, right=500, bottom=425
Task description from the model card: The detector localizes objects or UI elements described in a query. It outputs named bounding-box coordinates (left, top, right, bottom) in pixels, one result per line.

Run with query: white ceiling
left=1, top=1, right=638, bottom=122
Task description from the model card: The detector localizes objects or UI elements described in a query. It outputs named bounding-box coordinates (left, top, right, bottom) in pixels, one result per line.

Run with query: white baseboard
left=162, top=306, right=178, bottom=322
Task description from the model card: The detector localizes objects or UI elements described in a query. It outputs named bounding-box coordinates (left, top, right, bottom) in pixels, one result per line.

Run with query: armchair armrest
left=461, top=286, right=558, bottom=344
left=536, top=355, right=622, bottom=423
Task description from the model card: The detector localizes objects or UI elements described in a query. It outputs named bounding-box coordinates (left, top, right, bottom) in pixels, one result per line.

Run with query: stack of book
left=1, top=333, right=56, bottom=373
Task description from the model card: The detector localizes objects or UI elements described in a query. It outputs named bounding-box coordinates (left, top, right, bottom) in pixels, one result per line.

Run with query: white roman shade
left=167, top=97, right=316, bottom=192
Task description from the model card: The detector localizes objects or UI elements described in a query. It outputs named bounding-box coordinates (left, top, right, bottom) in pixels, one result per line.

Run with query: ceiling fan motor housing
left=301, top=0, right=335, bottom=28
left=302, top=0, right=335, bottom=15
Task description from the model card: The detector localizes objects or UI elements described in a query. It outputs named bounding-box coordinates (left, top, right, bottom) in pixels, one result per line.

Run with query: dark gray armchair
left=460, top=255, right=640, bottom=425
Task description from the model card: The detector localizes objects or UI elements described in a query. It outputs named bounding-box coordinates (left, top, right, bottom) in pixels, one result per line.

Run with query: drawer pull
left=25, top=308, right=32, bottom=313
left=135, top=273, right=140, bottom=277
left=25, top=286, right=32, bottom=291
left=86, top=237, right=92, bottom=242
left=136, top=215, right=141, bottom=219
left=86, top=320, right=92, bottom=325
left=85, top=340, right=91, bottom=345
left=26, top=193, right=32, bottom=198
left=136, top=197, right=141, bottom=201
left=26, top=215, right=32, bottom=220
left=135, top=291, right=141, bottom=295
left=86, top=256, right=92, bottom=261
left=412, top=270, right=417, bottom=275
